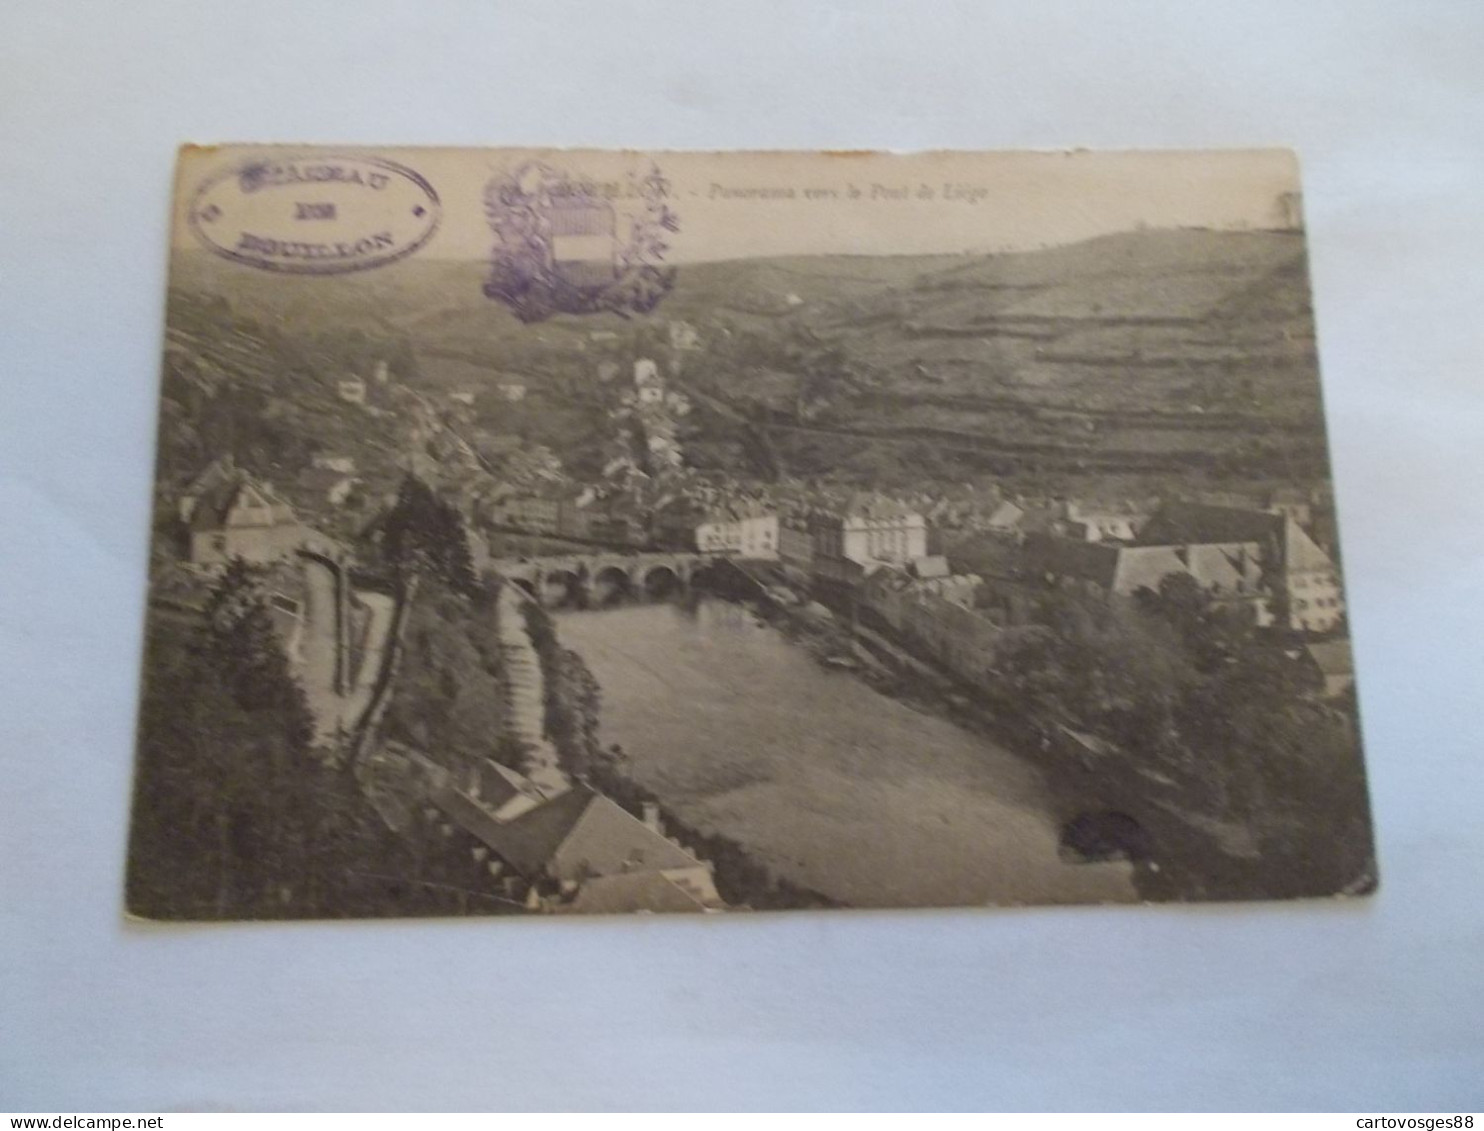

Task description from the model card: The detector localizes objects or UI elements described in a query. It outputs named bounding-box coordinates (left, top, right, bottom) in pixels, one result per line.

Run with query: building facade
left=486, top=490, right=564, bottom=535
left=1022, top=533, right=1275, bottom=626
left=657, top=501, right=779, bottom=559
left=1136, top=502, right=1344, bottom=633
left=633, top=358, right=665, bottom=405
left=187, top=474, right=305, bottom=567
left=809, top=497, right=928, bottom=583
left=1283, top=519, right=1345, bottom=633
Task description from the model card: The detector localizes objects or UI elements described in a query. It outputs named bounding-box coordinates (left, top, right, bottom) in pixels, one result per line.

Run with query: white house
left=633, top=358, right=665, bottom=405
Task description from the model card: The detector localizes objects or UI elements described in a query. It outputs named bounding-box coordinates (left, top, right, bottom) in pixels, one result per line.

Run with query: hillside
left=166, top=226, right=1331, bottom=491
left=671, top=229, right=1328, bottom=487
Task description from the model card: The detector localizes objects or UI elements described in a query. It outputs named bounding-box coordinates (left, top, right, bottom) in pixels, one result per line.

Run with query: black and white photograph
left=8, top=0, right=1484, bottom=1115
left=127, top=146, right=1374, bottom=919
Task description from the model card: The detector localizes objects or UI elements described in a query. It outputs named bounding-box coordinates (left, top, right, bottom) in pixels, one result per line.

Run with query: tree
left=1135, top=572, right=1245, bottom=674
left=201, top=558, right=314, bottom=746
left=380, top=475, right=477, bottom=594
left=129, top=562, right=318, bottom=918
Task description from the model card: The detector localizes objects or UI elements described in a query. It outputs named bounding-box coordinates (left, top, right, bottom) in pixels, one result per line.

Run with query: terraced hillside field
left=672, top=228, right=1328, bottom=485
left=169, top=226, right=1329, bottom=488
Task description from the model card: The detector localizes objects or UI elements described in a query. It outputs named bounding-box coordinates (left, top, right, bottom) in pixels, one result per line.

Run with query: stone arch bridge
left=489, top=551, right=725, bottom=607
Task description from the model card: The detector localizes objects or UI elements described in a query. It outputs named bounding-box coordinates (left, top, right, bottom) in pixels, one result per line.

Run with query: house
left=641, top=416, right=684, bottom=470
left=555, top=488, right=599, bottom=540
left=1283, top=521, right=1346, bottom=633
left=860, top=566, right=1002, bottom=683
left=862, top=561, right=981, bottom=632
left=1137, top=501, right=1344, bottom=632
left=1023, top=533, right=1273, bottom=624
left=909, top=596, right=1006, bottom=684
left=984, top=500, right=1025, bottom=535
left=485, top=489, right=564, bottom=535
left=656, top=499, right=779, bottom=559
left=587, top=496, right=650, bottom=547
left=294, top=467, right=358, bottom=507
left=777, top=516, right=814, bottom=574
left=809, top=495, right=928, bottom=584
left=184, top=469, right=305, bottom=567
left=265, top=589, right=305, bottom=662
left=466, top=757, right=561, bottom=824
left=178, top=456, right=239, bottom=524
left=312, top=454, right=356, bottom=474
left=668, top=320, right=702, bottom=352
left=1062, top=502, right=1145, bottom=543
left=633, top=358, right=665, bottom=405
left=336, top=375, right=367, bottom=405
left=432, top=782, right=724, bottom=911
left=908, top=554, right=950, bottom=580
left=1303, top=639, right=1356, bottom=699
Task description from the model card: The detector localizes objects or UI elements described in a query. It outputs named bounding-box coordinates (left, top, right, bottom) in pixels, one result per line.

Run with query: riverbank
left=549, top=597, right=1136, bottom=909
left=521, top=599, right=834, bottom=911
left=743, top=567, right=1369, bottom=904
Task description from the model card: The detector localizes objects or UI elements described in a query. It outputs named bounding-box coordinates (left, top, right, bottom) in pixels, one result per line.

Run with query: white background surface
left=2, top=0, right=1482, bottom=1112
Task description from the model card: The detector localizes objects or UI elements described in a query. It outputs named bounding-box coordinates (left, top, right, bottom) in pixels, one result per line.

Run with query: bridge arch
left=590, top=564, right=634, bottom=605
left=642, top=563, right=682, bottom=598
left=539, top=568, right=582, bottom=608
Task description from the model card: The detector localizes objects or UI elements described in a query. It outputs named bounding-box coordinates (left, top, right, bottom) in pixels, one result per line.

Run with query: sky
left=171, top=146, right=1301, bottom=264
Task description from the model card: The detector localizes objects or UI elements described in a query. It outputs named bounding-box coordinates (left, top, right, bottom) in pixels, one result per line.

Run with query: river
left=555, top=597, right=1135, bottom=909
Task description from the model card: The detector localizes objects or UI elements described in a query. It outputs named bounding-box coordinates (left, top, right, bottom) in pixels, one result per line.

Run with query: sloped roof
left=813, top=493, right=921, bottom=524
left=188, top=476, right=295, bottom=532
left=1109, top=546, right=1187, bottom=595
left=475, top=759, right=525, bottom=811
left=909, top=555, right=951, bottom=579
left=433, top=783, right=706, bottom=883
left=183, top=456, right=237, bottom=499
left=986, top=500, right=1025, bottom=528
left=433, top=783, right=594, bottom=877
left=549, top=794, right=706, bottom=882
left=1306, top=639, right=1354, bottom=678
left=1284, top=519, right=1336, bottom=573
left=1136, top=501, right=1283, bottom=548
left=663, top=497, right=775, bottom=524
left=863, top=565, right=913, bottom=595
left=1028, top=534, right=1265, bottom=598
left=1185, top=542, right=1263, bottom=590
left=563, top=871, right=710, bottom=915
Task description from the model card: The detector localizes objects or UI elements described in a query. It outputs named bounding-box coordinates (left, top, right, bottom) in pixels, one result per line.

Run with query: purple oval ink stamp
left=187, top=154, right=441, bottom=275
left=483, top=159, right=678, bottom=322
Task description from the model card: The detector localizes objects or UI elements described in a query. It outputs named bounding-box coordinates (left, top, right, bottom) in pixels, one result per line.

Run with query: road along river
left=555, top=597, right=1134, bottom=909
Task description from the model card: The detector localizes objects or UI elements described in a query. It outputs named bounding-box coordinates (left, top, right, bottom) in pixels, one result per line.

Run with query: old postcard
left=128, top=146, right=1374, bottom=919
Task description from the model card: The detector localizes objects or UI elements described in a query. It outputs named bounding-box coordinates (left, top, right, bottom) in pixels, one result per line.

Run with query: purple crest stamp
left=483, top=159, right=678, bottom=322
left=188, top=153, right=441, bottom=275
